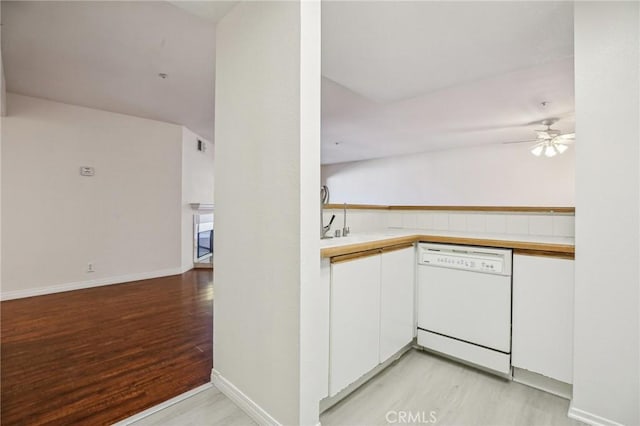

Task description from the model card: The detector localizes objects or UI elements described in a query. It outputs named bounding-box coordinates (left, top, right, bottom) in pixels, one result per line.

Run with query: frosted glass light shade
left=531, top=145, right=544, bottom=156
left=544, top=144, right=557, bottom=157
left=530, top=132, right=573, bottom=157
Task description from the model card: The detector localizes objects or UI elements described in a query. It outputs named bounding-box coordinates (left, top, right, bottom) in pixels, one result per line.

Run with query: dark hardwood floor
left=1, top=269, right=213, bottom=425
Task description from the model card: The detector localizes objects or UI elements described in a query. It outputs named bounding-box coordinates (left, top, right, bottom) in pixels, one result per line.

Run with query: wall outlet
left=87, top=263, right=95, bottom=273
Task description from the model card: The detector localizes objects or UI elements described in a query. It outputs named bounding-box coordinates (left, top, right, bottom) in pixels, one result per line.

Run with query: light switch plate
left=80, top=166, right=95, bottom=176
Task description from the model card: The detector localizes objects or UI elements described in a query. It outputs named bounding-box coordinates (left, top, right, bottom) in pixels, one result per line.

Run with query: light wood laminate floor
left=128, top=385, right=256, bottom=426
left=131, top=349, right=585, bottom=426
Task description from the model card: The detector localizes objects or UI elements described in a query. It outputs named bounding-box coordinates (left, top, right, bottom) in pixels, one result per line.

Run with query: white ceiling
left=321, top=1, right=575, bottom=164
left=2, top=1, right=575, bottom=164
left=322, top=1, right=574, bottom=103
left=322, top=58, right=574, bottom=164
left=1, top=1, right=220, bottom=141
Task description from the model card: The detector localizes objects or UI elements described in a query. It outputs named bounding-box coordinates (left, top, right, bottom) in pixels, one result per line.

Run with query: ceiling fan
left=504, top=118, right=575, bottom=157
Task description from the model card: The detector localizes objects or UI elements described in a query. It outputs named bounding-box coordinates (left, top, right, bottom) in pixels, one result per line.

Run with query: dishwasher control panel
left=418, top=243, right=512, bottom=276
left=420, top=252, right=504, bottom=273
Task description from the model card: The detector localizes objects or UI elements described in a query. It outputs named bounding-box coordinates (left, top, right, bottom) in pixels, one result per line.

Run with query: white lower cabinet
left=329, top=245, right=415, bottom=397
left=379, top=246, right=415, bottom=362
left=512, top=254, right=574, bottom=384
left=327, top=244, right=573, bottom=401
left=329, top=252, right=382, bottom=397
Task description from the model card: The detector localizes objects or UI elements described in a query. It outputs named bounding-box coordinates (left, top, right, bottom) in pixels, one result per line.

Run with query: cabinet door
left=512, top=254, right=574, bottom=383
left=379, top=246, right=415, bottom=363
left=329, top=253, right=381, bottom=396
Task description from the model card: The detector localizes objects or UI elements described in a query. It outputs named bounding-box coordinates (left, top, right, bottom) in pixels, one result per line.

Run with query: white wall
left=1, top=2, right=5, bottom=117
left=1, top=4, right=4, bottom=294
left=322, top=142, right=575, bottom=206
left=1, top=94, right=183, bottom=298
left=181, top=127, right=214, bottom=269
left=572, top=3, right=639, bottom=426
left=1, top=54, right=5, bottom=117
left=1, top=27, right=6, bottom=117
left=213, top=2, right=321, bottom=425
left=298, top=1, right=322, bottom=423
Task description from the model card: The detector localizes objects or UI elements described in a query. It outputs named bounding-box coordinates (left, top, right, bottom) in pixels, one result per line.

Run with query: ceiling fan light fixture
left=528, top=123, right=574, bottom=158
left=544, top=144, right=557, bottom=157
left=556, top=143, right=569, bottom=154
left=531, top=144, right=544, bottom=156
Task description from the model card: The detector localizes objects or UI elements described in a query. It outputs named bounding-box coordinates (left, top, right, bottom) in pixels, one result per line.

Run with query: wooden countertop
left=320, top=233, right=575, bottom=259
left=324, top=204, right=575, bottom=213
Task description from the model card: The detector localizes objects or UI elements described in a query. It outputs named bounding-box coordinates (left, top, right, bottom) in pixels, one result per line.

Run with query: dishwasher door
left=417, top=265, right=511, bottom=353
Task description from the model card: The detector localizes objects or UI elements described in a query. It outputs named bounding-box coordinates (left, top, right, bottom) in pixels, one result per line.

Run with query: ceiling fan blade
left=552, top=139, right=575, bottom=145
left=454, top=113, right=574, bottom=133
left=557, top=133, right=575, bottom=139
left=551, top=134, right=575, bottom=144
left=456, top=122, right=531, bottom=132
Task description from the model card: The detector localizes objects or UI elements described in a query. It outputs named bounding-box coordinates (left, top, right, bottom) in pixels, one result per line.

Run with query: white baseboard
left=512, top=367, right=572, bottom=399
left=568, top=404, right=625, bottom=426
left=211, top=368, right=281, bottom=426
left=112, top=383, right=212, bottom=425
left=1, top=267, right=188, bottom=301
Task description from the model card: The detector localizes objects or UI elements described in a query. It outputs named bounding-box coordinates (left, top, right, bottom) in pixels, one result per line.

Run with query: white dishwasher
left=417, top=243, right=512, bottom=375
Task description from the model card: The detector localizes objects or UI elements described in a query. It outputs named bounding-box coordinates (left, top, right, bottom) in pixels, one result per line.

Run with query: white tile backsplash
left=552, top=215, right=575, bottom=237
left=506, top=215, right=529, bottom=235
left=374, top=212, right=387, bottom=230
left=449, top=214, right=467, bottom=232
left=388, top=211, right=403, bottom=228
left=345, top=211, right=359, bottom=231
left=466, top=214, right=486, bottom=233
left=401, top=213, right=418, bottom=229
left=364, top=215, right=374, bottom=231
left=485, top=214, right=507, bottom=234
left=416, top=212, right=434, bottom=230
left=528, top=215, right=554, bottom=236
left=433, top=213, right=449, bottom=230
left=325, top=208, right=574, bottom=239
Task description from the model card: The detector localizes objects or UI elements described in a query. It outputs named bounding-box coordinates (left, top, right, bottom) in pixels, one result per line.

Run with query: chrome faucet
left=342, top=203, right=350, bottom=236
left=321, top=186, right=334, bottom=239
left=322, top=215, right=336, bottom=239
